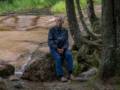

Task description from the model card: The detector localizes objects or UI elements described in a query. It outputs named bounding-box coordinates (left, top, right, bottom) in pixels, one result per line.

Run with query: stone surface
left=9, top=75, right=20, bottom=81
left=21, top=51, right=56, bottom=81
left=79, top=67, right=97, bottom=79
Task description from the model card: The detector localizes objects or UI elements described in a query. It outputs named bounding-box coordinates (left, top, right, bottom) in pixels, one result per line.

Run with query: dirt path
left=6, top=80, right=93, bottom=90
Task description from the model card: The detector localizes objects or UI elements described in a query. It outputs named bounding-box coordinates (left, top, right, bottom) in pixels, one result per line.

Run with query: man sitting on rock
left=48, top=16, right=74, bottom=82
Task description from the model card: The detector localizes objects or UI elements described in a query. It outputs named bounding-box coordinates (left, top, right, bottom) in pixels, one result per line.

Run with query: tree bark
left=76, top=0, right=90, bottom=35
left=65, top=0, right=101, bottom=48
left=76, top=0, right=100, bottom=39
left=65, top=0, right=82, bottom=48
left=65, top=0, right=102, bottom=76
left=114, top=0, right=120, bottom=76
left=87, top=0, right=97, bottom=26
left=100, top=0, right=120, bottom=81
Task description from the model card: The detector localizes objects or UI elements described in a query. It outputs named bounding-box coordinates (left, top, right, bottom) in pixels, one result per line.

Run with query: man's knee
left=54, top=54, right=61, bottom=61
left=65, top=49, right=72, bottom=56
left=50, top=48, right=61, bottom=60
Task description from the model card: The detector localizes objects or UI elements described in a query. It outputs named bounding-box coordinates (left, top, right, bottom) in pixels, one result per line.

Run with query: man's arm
left=63, top=30, right=69, bottom=49
left=48, top=28, right=57, bottom=49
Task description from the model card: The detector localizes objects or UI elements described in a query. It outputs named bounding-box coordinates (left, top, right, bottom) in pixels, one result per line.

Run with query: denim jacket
left=48, top=26, right=69, bottom=49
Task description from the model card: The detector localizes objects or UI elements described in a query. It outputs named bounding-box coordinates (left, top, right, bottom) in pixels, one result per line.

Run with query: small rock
left=13, top=81, right=24, bottom=89
left=79, top=67, right=97, bottom=78
left=75, top=77, right=89, bottom=82
left=9, top=75, right=20, bottom=81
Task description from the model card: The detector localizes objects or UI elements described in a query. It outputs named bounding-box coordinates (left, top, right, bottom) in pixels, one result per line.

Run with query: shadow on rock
left=0, top=61, right=15, bottom=78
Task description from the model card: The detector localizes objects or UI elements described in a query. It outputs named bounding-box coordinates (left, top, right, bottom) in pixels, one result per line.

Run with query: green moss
left=0, top=0, right=101, bottom=14
left=0, top=0, right=59, bottom=14
left=73, top=62, right=81, bottom=76
left=51, top=1, right=66, bottom=13
left=72, top=50, right=82, bottom=76
left=80, top=0, right=87, bottom=9
left=94, top=0, right=101, bottom=5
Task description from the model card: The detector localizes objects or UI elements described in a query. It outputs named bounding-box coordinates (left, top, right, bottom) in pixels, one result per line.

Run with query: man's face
left=56, top=17, right=64, bottom=27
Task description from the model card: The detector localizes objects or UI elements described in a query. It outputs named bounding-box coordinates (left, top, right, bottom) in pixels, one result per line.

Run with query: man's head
left=55, top=16, right=64, bottom=27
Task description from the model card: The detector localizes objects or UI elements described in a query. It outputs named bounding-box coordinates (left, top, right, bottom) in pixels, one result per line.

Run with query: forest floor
left=6, top=80, right=95, bottom=90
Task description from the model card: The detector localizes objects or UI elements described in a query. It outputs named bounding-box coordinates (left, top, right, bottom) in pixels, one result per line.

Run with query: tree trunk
left=76, top=0, right=100, bottom=39
left=65, top=0, right=101, bottom=48
left=65, top=0, right=82, bottom=48
left=114, top=0, right=120, bottom=76
left=100, top=0, right=120, bottom=81
left=76, top=0, right=90, bottom=35
left=87, top=0, right=97, bottom=26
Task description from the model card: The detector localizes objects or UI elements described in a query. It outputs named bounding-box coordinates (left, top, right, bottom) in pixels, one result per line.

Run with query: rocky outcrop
left=21, top=51, right=56, bottom=81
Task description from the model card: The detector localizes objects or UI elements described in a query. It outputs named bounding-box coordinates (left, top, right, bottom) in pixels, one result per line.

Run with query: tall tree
left=100, top=0, right=120, bottom=81
left=87, top=0, right=97, bottom=26
left=76, top=0, right=99, bottom=39
left=65, top=0, right=81, bottom=49
left=65, top=0, right=101, bottom=49
left=76, top=0, right=90, bottom=36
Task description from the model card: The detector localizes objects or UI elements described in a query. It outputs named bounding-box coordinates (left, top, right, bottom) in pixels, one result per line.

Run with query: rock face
left=0, top=62, right=15, bottom=78
left=21, top=51, right=56, bottom=81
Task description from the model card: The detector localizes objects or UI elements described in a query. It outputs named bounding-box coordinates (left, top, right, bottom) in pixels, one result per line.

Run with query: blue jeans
left=50, top=48, right=73, bottom=77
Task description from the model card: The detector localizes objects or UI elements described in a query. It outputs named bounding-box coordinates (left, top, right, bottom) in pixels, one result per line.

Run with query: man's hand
left=57, top=48, right=64, bottom=54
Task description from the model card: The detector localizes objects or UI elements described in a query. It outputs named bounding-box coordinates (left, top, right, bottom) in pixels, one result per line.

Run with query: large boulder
left=21, top=51, right=56, bottom=81
left=0, top=62, right=15, bottom=78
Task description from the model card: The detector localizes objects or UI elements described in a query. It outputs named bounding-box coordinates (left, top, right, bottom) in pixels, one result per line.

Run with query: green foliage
left=0, top=0, right=60, bottom=14
left=0, top=0, right=39, bottom=13
left=52, top=0, right=101, bottom=13
left=80, top=0, right=87, bottom=9
left=51, top=1, right=66, bottom=13
left=94, top=0, right=101, bottom=4
left=0, top=0, right=101, bottom=14
left=79, top=0, right=101, bottom=9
